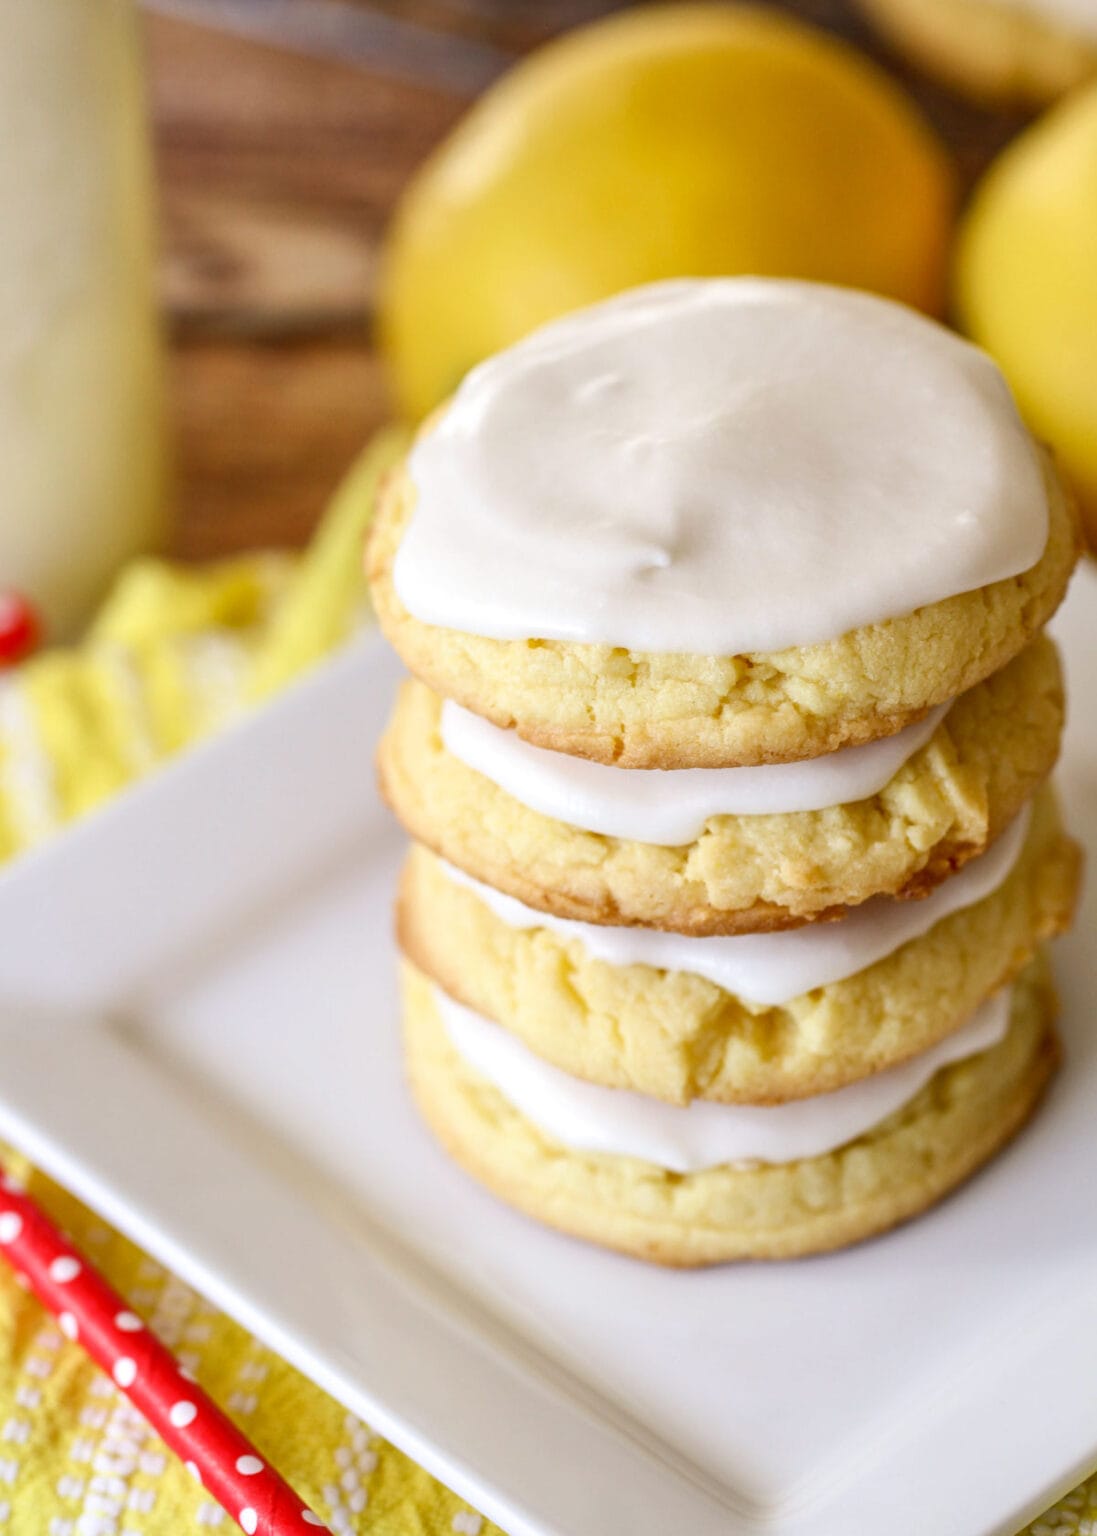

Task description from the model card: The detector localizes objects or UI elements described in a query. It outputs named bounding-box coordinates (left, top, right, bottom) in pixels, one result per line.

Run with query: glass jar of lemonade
left=0, top=0, right=167, bottom=640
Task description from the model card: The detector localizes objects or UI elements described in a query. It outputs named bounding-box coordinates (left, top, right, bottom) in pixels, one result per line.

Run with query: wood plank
left=168, top=337, right=387, bottom=559
left=146, top=12, right=467, bottom=331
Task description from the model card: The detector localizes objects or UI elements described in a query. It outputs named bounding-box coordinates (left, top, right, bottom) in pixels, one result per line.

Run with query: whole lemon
left=956, top=84, right=1097, bottom=547
left=377, top=3, right=955, bottom=419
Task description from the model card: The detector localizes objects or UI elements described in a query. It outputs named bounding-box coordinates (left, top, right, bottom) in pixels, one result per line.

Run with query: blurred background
left=6, top=0, right=1093, bottom=656
left=140, top=0, right=1055, bottom=559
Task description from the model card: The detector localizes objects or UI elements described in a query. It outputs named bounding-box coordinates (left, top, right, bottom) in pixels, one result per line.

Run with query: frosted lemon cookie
left=399, top=790, right=1078, bottom=1104
left=378, top=636, right=1065, bottom=934
left=857, top=0, right=1097, bottom=105
left=369, top=280, right=1079, bottom=769
left=403, top=956, right=1059, bottom=1265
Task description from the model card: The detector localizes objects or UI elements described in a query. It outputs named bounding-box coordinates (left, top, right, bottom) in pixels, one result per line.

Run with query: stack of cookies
left=368, top=279, right=1082, bottom=1266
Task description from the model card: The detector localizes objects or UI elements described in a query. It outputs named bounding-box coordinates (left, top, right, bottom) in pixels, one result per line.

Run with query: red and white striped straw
left=0, top=1168, right=328, bottom=1535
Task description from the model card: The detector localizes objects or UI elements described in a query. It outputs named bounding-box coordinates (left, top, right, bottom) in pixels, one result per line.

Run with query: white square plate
left=0, top=568, right=1094, bottom=1536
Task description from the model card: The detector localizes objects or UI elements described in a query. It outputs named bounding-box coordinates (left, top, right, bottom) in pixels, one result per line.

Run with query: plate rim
left=0, top=579, right=1094, bottom=1536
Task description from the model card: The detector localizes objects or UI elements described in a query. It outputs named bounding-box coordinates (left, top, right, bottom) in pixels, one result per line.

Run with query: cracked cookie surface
left=368, top=451, right=1079, bottom=769
left=403, top=957, right=1059, bottom=1265
left=379, top=637, right=1065, bottom=934
left=398, top=790, right=1078, bottom=1104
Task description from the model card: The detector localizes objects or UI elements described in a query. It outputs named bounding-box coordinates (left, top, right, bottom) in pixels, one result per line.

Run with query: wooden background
left=148, top=0, right=1029, bottom=562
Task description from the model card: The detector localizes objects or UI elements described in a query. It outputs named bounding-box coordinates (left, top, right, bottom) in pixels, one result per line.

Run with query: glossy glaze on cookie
left=396, top=281, right=1048, bottom=654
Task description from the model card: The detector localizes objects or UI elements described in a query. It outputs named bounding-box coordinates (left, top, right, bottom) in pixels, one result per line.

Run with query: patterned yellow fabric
left=0, top=1150, right=496, bottom=1536
left=0, top=428, right=1091, bottom=1535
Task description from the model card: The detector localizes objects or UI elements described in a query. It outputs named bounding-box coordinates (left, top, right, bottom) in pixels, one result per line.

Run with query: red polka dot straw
left=0, top=1168, right=328, bottom=1534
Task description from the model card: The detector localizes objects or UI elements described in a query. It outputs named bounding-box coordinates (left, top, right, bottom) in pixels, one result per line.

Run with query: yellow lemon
left=956, top=83, right=1097, bottom=547
left=377, top=3, right=955, bottom=420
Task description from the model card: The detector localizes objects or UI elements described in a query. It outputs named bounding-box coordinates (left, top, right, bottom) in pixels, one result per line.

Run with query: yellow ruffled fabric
left=0, top=428, right=1090, bottom=1535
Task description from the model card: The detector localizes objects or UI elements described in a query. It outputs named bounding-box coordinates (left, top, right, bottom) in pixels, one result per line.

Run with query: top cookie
left=368, top=279, right=1079, bottom=769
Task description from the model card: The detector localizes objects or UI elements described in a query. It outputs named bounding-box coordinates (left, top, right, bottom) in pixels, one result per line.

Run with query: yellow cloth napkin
left=0, top=429, right=1091, bottom=1536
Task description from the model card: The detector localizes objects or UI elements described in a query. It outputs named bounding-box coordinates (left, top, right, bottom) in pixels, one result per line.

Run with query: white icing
left=437, top=984, right=1013, bottom=1173
left=441, top=697, right=951, bottom=843
left=997, top=0, right=1097, bottom=40
left=438, top=803, right=1030, bottom=1006
left=396, top=280, right=1049, bottom=655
